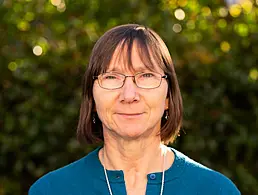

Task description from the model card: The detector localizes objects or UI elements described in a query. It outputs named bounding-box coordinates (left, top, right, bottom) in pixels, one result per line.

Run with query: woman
left=29, top=24, right=240, bottom=195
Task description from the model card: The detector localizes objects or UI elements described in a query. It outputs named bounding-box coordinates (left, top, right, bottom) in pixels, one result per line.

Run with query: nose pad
left=125, top=76, right=136, bottom=84
left=123, top=76, right=137, bottom=88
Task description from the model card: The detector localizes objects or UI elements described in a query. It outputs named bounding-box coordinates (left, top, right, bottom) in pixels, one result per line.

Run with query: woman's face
left=93, top=43, right=168, bottom=140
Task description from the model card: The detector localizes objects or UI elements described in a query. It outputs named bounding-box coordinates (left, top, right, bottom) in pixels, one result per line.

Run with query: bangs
left=110, top=37, right=165, bottom=73
left=94, top=26, right=169, bottom=75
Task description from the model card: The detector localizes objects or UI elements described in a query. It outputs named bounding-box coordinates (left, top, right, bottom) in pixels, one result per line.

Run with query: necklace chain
left=102, top=149, right=166, bottom=195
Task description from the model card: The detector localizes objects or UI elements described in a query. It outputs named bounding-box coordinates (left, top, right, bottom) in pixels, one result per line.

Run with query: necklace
left=102, top=149, right=166, bottom=195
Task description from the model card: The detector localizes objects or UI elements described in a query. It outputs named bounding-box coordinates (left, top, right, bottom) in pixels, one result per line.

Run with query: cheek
left=93, top=85, right=106, bottom=118
left=153, top=97, right=167, bottom=113
left=93, top=85, right=117, bottom=119
left=148, top=87, right=168, bottom=109
left=144, top=94, right=167, bottom=122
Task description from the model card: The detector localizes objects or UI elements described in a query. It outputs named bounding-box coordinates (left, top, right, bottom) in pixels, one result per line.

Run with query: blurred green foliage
left=1, top=0, right=258, bottom=194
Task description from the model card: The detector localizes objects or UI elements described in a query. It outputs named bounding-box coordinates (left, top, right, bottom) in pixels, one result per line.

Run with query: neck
left=99, top=132, right=174, bottom=195
left=100, top=133, right=167, bottom=174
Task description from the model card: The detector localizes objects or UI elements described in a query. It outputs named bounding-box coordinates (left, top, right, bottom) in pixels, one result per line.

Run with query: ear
left=165, top=98, right=169, bottom=110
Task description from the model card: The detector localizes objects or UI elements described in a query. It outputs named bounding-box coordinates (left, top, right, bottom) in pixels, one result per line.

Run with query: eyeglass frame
left=93, top=72, right=168, bottom=90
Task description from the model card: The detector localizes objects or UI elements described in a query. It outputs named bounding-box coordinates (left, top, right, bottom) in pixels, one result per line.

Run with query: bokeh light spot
left=24, top=12, right=35, bottom=22
left=57, top=2, right=66, bottom=12
left=33, top=46, right=43, bottom=56
left=202, top=6, right=211, bottom=16
left=173, top=23, right=182, bottom=33
left=240, top=0, right=253, bottom=14
left=36, top=37, right=49, bottom=53
left=17, top=21, right=30, bottom=31
left=218, top=7, right=228, bottom=17
left=177, top=0, right=188, bottom=7
left=188, top=33, right=202, bottom=43
left=234, top=23, right=249, bottom=37
left=174, top=9, right=185, bottom=20
left=8, top=62, right=18, bottom=71
left=229, top=4, right=242, bottom=17
left=51, top=0, right=61, bottom=6
left=249, top=69, right=258, bottom=81
left=217, top=19, right=227, bottom=28
left=14, top=3, right=23, bottom=12
left=186, top=20, right=195, bottom=30
left=45, top=3, right=56, bottom=13
left=220, top=41, right=231, bottom=53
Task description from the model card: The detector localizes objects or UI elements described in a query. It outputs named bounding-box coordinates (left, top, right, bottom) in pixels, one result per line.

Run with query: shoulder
left=29, top=147, right=101, bottom=195
left=170, top=148, right=240, bottom=194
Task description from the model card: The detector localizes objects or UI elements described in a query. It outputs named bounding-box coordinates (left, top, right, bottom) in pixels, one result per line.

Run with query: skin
left=93, top=42, right=174, bottom=195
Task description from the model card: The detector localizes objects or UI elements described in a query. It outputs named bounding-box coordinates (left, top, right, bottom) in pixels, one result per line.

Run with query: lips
left=116, top=112, right=144, bottom=118
left=117, top=113, right=143, bottom=115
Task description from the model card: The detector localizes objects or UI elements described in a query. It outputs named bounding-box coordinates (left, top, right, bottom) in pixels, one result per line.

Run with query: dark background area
left=1, top=0, right=257, bottom=194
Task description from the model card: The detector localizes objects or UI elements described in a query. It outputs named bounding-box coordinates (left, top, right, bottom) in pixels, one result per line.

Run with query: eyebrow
left=106, top=66, right=153, bottom=73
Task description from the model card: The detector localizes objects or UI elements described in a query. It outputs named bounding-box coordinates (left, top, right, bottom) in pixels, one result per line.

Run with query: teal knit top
left=29, top=147, right=240, bottom=195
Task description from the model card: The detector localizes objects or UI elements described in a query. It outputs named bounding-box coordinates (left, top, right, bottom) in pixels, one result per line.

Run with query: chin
left=117, top=126, right=151, bottom=140
left=121, top=133, right=145, bottom=140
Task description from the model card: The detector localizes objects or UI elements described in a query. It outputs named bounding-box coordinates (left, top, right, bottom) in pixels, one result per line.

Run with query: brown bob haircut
left=77, top=24, right=183, bottom=144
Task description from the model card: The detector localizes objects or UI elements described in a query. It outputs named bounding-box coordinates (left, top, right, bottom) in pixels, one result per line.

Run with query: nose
left=119, top=77, right=139, bottom=103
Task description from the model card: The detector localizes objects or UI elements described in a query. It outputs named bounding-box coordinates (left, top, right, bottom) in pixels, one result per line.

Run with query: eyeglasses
left=93, top=72, right=167, bottom=90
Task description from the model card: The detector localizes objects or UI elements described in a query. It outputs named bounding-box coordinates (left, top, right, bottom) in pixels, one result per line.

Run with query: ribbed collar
left=84, top=146, right=186, bottom=184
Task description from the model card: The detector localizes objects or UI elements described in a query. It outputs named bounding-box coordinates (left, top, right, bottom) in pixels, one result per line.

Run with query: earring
left=93, top=115, right=96, bottom=124
left=165, top=110, right=169, bottom=120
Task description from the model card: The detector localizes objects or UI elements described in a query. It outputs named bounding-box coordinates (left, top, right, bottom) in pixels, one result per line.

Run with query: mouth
left=116, top=113, right=144, bottom=118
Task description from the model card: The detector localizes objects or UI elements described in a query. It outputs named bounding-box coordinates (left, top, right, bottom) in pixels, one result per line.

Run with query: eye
left=104, top=75, right=117, bottom=80
left=141, top=72, right=155, bottom=78
left=102, top=73, right=122, bottom=80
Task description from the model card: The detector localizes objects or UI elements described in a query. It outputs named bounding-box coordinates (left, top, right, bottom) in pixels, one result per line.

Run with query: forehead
left=106, top=40, right=163, bottom=73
